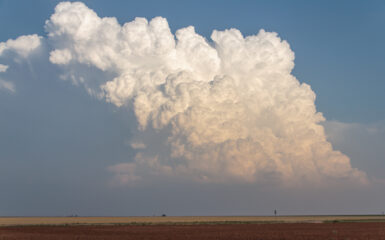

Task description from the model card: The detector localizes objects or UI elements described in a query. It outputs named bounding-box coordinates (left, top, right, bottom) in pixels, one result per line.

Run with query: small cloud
left=0, top=79, right=15, bottom=93
left=0, top=64, right=8, bottom=72
left=130, top=141, right=146, bottom=149
left=108, top=163, right=141, bottom=185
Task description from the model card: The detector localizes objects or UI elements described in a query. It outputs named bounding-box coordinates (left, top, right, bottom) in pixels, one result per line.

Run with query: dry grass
left=1, top=215, right=385, bottom=226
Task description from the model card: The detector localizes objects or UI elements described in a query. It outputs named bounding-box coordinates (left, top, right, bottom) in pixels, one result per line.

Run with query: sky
left=0, top=0, right=384, bottom=216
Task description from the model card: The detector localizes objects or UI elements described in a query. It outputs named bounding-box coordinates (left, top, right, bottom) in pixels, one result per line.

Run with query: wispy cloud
left=0, top=64, right=8, bottom=72
left=0, top=79, right=15, bottom=93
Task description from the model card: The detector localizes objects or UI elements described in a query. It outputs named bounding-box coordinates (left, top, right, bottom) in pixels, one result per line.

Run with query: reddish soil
left=1, top=222, right=385, bottom=240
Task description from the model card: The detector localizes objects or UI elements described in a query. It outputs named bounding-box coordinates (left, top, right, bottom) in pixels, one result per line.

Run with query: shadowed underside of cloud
left=0, top=1, right=367, bottom=187
left=0, top=64, right=13, bottom=92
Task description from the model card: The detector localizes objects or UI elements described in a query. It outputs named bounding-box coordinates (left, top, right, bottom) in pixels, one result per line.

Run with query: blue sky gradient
left=0, top=0, right=384, bottom=216
left=1, top=0, right=385, bottom=122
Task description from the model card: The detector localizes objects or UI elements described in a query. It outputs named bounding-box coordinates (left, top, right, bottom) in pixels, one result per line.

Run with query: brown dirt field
left=1, top=222, right=385, bottom=240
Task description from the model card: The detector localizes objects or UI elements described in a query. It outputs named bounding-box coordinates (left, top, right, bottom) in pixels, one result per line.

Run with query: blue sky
left=2, top=0, right=385, bottom=123
left=0, top=0, right=384, bottom=216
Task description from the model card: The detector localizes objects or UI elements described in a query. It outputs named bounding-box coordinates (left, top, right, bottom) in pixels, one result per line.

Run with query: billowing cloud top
left=1, top=1, right=367, bottom=186
left=0, top=34, right=41, bottom=58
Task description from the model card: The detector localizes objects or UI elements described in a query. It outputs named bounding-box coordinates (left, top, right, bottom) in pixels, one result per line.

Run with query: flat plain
left=1, top=221, right=385, bottom=240
left=1, top=215, right=385, bottom=226
left=1, top=216, right=385, bottom=240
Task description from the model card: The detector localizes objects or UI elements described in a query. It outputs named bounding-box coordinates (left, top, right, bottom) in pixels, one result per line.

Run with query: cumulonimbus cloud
left=1, top=1, right=367, bottom=186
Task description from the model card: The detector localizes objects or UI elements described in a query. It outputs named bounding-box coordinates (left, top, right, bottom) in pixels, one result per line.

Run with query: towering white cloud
left=3, top=1, right=367, bottom=186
